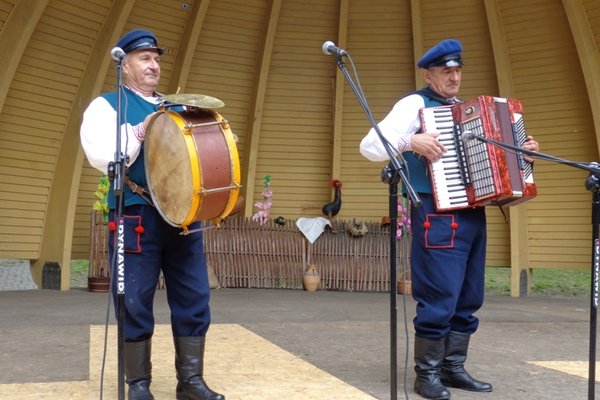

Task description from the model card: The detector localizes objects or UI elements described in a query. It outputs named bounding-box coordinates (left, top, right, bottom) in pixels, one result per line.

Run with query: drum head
left=145, top=111, right=194, bottom=226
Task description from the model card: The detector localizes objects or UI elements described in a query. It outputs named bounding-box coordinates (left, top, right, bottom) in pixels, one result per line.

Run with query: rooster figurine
left=322, top=179, right=342, bottom=220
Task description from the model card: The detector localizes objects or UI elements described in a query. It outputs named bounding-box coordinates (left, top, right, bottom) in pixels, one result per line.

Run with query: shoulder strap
left=123, top=176, right=154, bottom=207
left=409, top=87, right=455, bottom=105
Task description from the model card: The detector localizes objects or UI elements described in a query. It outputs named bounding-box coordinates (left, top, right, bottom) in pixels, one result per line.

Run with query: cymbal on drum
left=161, top=93, right=225, bottom=109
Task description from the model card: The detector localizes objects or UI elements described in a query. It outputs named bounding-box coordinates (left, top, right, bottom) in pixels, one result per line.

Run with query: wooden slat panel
left=72, top=161, right=102, bottom=259
left=219, top=0, right=337, bottom=219
left=0, top=0, right=595, bottom=274
left=0, top=0, right=16, bottom=30
left=39, top=0, right=115, bottom=264
left=0, top=242, right=41, bottom=254
left=585, top=0, right=600, bottom=48
left=0, top=208, right=45, bottom=221
left=338, top=0, right=413, bottom=230
left=0, top=0, right=109, bottom=258
left=498, top=0, right=596, bottom=269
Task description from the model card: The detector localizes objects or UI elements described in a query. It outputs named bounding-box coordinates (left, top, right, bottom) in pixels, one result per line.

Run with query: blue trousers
left=109, top=205, right=211, bottom=342
left=410, top=194, right=487, bottom=339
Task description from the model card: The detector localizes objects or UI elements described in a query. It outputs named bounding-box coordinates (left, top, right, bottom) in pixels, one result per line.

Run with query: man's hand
left=410, top=132, right=447, bottom=162
left=133, top=112, right=158, bottom=143
left=143, top=112, right=157, bottom=131
left=522, top=135, right=539, bottom=163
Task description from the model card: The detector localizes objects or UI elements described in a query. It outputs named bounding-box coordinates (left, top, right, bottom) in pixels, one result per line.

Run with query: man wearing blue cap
left=360, top=39, right=539, bottom=399
left=81, top=29, right=224, bottom=400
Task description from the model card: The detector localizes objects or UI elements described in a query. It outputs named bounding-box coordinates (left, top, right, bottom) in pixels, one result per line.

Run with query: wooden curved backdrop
left=0, top=0, right=598, bottom=291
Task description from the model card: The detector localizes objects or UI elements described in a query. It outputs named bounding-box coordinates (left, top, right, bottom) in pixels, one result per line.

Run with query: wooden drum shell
left=144, top=109, right=240, bottom=229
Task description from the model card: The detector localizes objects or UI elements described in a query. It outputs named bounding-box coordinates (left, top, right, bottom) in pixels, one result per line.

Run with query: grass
left=68, top=260, right=593, bottom=297
left=485, top=267, right=592, bottom=297
left=70, top=259, right=89, bottom=288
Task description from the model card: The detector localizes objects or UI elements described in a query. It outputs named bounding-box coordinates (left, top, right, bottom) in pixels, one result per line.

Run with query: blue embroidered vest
left=101, top=88, right=156, bottom=209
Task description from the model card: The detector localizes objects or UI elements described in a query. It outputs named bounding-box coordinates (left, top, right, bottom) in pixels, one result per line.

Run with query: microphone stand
left=107, top=58, right=127, bottom=400
left=331, top=52, right=421, bottom=400
left=466, top=133, right=600, bottom=400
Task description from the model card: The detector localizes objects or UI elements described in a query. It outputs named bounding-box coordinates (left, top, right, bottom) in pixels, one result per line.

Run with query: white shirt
left=80, top=91, right=160, bottom=174
left=359, top=94, right=426, bottom=162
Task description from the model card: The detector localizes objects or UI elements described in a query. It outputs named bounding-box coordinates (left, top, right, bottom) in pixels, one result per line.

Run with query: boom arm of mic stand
left=468, top=134, right=600, bottom=176
left=334, top=56, right=421, bottom=207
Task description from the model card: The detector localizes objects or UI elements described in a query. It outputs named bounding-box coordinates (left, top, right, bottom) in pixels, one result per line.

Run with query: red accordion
left=419, top=95, right=537, bottom=212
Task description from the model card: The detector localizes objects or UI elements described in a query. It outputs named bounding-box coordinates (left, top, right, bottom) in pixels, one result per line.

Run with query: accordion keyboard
left=420, top=106, right=470, bottom=210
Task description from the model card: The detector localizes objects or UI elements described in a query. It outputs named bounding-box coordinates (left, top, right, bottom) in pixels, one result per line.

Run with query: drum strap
left=124, top=176, right=155, bottom=207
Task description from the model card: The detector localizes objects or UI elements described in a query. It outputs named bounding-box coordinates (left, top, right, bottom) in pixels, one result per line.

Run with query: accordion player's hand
left=411, top=131, right=447, bottom=162
left=522, top=135, right=539, bottom=163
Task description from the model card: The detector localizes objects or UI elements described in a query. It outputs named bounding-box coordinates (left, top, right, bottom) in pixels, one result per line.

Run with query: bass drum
left=144, top=108, right=241, bottom=231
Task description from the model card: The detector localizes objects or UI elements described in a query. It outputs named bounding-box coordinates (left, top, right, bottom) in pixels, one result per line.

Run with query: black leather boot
left=174, top=336, right=225, bottom=400
left=414, top=336, right=451, bottom=400
left=125, top=339, right=155, bottom=400
left=440, top=331, right=492, bottom=392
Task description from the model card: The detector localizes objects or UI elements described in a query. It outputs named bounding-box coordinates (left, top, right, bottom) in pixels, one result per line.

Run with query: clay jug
left=303, top=265, right=321, bottom=292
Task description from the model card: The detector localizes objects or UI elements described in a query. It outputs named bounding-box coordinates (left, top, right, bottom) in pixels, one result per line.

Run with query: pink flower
left=252, top=175, right=273, bottom=225
left=397, top=198, right=411, bottom=239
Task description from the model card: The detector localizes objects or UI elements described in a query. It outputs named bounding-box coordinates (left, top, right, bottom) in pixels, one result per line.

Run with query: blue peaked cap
left=116, top=29, right=164, bottom=55
left=417, top=39, right=464, bottom=69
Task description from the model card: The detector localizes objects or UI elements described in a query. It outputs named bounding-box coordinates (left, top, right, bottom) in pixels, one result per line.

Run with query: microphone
left=322, top=41, right=348, bottom=57
left=461, top=130, right=477, bottom=141
left=111, top=47, right=126, bottom=62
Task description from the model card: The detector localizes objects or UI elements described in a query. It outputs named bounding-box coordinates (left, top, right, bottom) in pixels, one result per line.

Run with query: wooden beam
left=166, top=0, right=210, bottom=94
left=484, top=0, right=532, bottom=297
left=484, top=0, right=514, bottom=95
left=411, top=0, right=423, bottom=89
left=242, top=0, right=281, bottom=217
left=30, top=0, right=135, bottom=290
left=0, top=0, right=49, bottom=114
left=330, top=0, right=349, bottom=185
left=563, top=0, right=600, bottom=156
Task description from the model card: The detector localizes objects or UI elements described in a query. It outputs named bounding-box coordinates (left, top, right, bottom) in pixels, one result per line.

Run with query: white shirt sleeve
left=80, top=97, right=144, bottom=175
left=359, top=94, right=425, bottom=162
